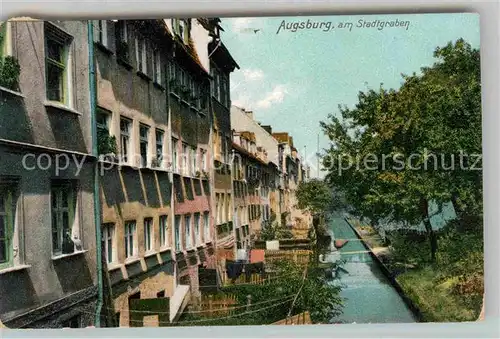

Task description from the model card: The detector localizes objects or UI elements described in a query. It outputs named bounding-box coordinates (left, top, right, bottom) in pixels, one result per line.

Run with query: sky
left=220, top=13, right=480, bottom=178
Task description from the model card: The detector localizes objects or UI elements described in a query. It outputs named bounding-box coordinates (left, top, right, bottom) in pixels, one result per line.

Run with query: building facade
left=207, top=20, right=239, bottom=269
left=0, top=20, right=98, bottom=328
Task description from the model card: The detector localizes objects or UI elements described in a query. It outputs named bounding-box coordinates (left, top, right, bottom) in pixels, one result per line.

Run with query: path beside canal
left=327, top=213, right=418, bottom=324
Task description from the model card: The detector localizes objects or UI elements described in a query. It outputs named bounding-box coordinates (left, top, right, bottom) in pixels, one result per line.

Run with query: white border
left=0, top=0, right=498, bottom=338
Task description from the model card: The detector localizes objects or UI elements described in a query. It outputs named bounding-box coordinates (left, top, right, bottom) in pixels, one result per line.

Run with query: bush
left=388, top=230, right=431, bottom=267
left=0, top=56, right=21, bottom=91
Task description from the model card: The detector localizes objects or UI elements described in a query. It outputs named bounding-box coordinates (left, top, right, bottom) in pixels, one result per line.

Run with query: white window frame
left=174, top=215, right=181, bottom=251
left=120, top=117, right=132, bottom=164
left=96, top=20, right=108, bottom=47
left=124, top=221, right=137, bottom=259
left=159, top=215, right=168, bottom=248
left=153, top=49, right=162, bottom=85
left=182, top=143, right=189, bottom=176
left=117, top=20, right=128, bottom=43
left=51, top=181, right=79, bottom=256
left=172, top=138, right=179, bottom=173
left=201, top=149, right=207, bottom=172
left=139, top=124, right=150, bottom=168
left=191, top=147, right=197, bottom=176
left=135, top=35, right=147, bottom=74
left=102, top=223, right=115, bottom=264
left=0, top=185, right=15, bottom=270
left=194, top=213, right=201, bottom=246
left=203, top=212, right=210, bottom=242
left=144, top=218, right=153, bottom=252
left=155, top=129, right=164, bottom=168
left=44, top=23, right=73, bottom=107
left=184, top=214, right=192, bottom=249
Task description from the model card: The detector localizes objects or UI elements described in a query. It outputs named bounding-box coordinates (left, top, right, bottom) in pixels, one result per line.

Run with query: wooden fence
left=265, top=250, right=312, bottom=267
left=199, top=294, right=238, bottom=318
left=272, top=311, right=312, bottom=325
left=222, top=273, right=266, bottom=286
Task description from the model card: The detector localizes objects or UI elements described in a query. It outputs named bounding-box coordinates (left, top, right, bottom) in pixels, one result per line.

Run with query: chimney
left=261, top=125, right=272, bottom=135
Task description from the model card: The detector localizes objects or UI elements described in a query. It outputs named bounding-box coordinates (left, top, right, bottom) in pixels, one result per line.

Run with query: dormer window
left=172, top=19, right=190, bottom=44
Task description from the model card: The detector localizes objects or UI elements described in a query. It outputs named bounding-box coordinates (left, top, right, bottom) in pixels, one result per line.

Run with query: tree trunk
left=420, top=198, right=437, bottom=262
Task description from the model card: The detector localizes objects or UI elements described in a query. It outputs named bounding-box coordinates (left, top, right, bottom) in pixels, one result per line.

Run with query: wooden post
left=208, top=295, right=214, bottom=318
left=246, top=295, right=252, bottom=311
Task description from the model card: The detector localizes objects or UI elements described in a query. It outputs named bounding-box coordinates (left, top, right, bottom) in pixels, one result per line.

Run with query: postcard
left=0, top=12, right=482, bottom=328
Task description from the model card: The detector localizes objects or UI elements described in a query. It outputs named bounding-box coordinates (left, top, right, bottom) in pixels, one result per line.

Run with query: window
left=172, top=19, right=189, bottom=43
left=0, top=22, right=11, bottom=57
left=62, top=315, right=81, bottom=328
left=139, top=124, right=149, bottom=167
left=115, top=21, right=129, bottom=61
left=45, top=23, right=72, bottom=105
left=194, top=213, right=201, bottom=245
left=182, top=143, right=189, bottom=176
left=203, top=212, right=210, bottom=241
left=51, top=181, right=76, bottom=255
left=168, top=61, right=177, bottom=92
left=0, top=185, right=14, bottom=269
left=179, top=20, right=186, bottom=41
left=153, top=49, right=163, bottom=85
left=193, top=180, right=202, bottom=196
left=159, top=215, right=168, bottom=247
left=157, top=291, right=165, bottom=298
left=120, top=117, right=132, bottom=164
left=116, top=20, right=128, bottom=43
left=155, top=129, right=164, bottom=167
left=202, top=179, right=210, bottom=196
left=183, top=178, right=194, bottom=201
left=96, top=20, right=108, bottom=47
left=124, top=221, right=136, bottom=258
left=97, top=108, right=113, bottom=155
left=135, top=35, right=147, bottom=74
left=201, top=149, right=207, bottom=172
left=102, top=223, right=115, bottom=264
left=172, top=138, right=178, bottom=172
left=174, top=215, right=181, bottom=251
left=191, top=147, right=197, bottom=175
left=144, top=218, right=153, bottom=252
left=184, top=215, right=191, bottom=249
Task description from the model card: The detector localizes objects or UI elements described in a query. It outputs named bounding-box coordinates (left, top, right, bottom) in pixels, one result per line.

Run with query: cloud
left=256, top=85, right=288, bottom=109
left=232, top=94, right=252, bottom=109
left=241, top=69, right=264, bottom=81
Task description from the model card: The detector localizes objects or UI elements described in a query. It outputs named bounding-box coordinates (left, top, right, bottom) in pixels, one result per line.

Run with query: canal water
left=327, top=213, right=418, bottom=324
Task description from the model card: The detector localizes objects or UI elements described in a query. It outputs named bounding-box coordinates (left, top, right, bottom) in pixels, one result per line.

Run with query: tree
left=320, top=39, right=481, bottom=262
left=296, top=179, right=338, bottom=215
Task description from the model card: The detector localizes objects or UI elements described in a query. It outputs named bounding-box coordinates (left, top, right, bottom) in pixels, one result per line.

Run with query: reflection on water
left=327, top=214, right=417, bottom=324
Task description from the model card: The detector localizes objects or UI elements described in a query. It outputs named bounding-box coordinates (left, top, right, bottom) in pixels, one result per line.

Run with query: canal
left=327, top=213, right=418, bottom=324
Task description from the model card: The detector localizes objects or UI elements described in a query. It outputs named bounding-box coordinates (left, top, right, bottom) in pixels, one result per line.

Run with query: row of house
left=0, top=18, right=310, bottom=328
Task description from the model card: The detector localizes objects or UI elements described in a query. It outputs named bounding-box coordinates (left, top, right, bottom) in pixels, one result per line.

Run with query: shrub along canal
left=327, top=213, right=418, bottom=324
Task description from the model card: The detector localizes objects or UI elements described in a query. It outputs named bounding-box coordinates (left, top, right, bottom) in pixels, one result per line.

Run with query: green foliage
left=0, top=56, right=21, bottom=91
left=178, top=260, right=343, bottom=325
left=436, top=226, right=483, bottom=278
left=260, top=221, right=293, bottom=241
left=97, top=129, right=118, bottom=155
left=296, top=179, right=334, bottom=215
left=389, top=231, right=431, bottom=267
